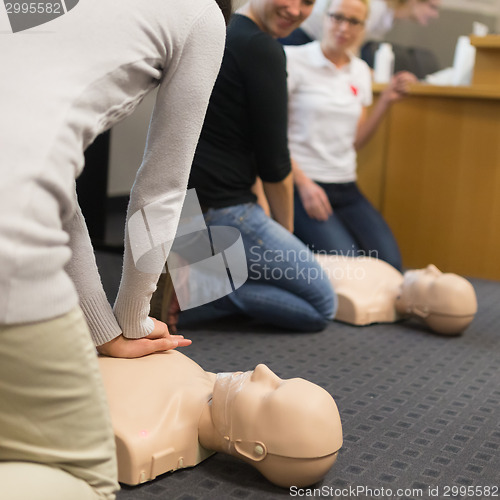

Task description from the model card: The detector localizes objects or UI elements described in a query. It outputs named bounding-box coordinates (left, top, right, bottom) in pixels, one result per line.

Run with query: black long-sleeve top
left=189, top=14, right=292, bottom=209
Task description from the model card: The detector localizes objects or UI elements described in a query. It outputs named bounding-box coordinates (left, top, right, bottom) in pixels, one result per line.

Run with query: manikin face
left=398, top=264, right=442, bottom=316
left=211, top=364, right=342, bottom=459
left=399, top=264, right=477, bottom=316
left=246, top=0, right=316, bottom=38
left=403, top=264, right=442, bottom=290
left=409, top=0, right=440, bottom=26
left=322, top=0, right=367, bottom=53
left=397, top=264, right=477, bottom=334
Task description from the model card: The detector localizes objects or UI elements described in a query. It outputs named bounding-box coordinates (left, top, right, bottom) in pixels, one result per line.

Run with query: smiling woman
left=238, top=0, right=315, bottom=38
left=182, top=0, right=338, bottom=333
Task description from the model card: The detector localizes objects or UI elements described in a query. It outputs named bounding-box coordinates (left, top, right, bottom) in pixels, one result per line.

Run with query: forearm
left=291, top=158, right=332, bottom=221
left=356, top=72, right=417, bottom=150
left=64, top=202, right=122, bottom=346
left=291, top=157, right=310, bottom=187
left=262, top=172, right=294, bottom=232
left=251, top=177, right=271, bottom=216
left=113, top=6, right=225, bottom=338
left=355, top=96, right=391, bottom=151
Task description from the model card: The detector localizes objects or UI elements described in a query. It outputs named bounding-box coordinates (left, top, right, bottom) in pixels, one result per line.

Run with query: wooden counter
left=357, top=82, right=500, bottom=280
left=373, top=82, right=500, bottom=100
left=470, top=35, right=500, bottom=85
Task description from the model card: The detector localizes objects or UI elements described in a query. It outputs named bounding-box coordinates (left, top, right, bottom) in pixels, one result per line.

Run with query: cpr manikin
left=98, top=351, right=342, bottom=488
left=315, top=255, right=477, bottom=334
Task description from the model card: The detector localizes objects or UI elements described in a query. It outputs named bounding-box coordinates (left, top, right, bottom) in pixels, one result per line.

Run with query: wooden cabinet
left=358, top=84, right=500, bottom=280
left=470, top=35, right=500, bottom=86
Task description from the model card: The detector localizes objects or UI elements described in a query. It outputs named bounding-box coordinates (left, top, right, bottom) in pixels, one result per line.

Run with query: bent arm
left=292, top=158, right=332, bottom=221
left=245, top=34, right=292, bottom=227
left=113, top=6, right=225, bottom=339
left=355, top=71, right=416, bottom=150
left=64, top=201, right=123, bottom=345
left=354, top=103, right=386, bottom=151
left=251, top=177, right=271, bottom=216
left=262, top=172, right=294, bottom=232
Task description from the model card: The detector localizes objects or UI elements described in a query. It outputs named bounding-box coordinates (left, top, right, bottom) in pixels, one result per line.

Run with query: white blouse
left=286, top=41, right=373, bottom=184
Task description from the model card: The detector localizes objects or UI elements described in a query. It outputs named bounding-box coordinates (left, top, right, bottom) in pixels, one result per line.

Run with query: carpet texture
left=108, top=274, right=499, bottom=500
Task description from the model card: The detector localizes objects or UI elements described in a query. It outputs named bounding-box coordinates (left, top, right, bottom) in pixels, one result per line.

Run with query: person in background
left=280, top=0, right=440, bottom=45
left=0, top=0, right=228, bottom=498
left=365, top=0, right=440, bottom=41
left=183, top=0, right=337, bottom=333
left=286, top=0, right=416, bottom=270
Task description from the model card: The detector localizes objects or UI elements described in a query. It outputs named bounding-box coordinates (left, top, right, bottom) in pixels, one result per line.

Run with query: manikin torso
left=315, top=255, right=477, bottom=334
left=316, top=255, right=404, bottom=325
left=99, top=351, right=216, bottom=485
left=99, top=350, right=343, bottom=488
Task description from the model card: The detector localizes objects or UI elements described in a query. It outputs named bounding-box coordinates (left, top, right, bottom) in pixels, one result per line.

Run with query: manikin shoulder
left=315, top=255, right=403, bottom=325
left=99, top=351, right=215, bottom=484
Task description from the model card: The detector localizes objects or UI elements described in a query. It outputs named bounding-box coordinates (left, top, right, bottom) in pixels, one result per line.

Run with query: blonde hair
left=386, top=0, right=431, bottom=6
left=326, top=0, right=371, bottom=16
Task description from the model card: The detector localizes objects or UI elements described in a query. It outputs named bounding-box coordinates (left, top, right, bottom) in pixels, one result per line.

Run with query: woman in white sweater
left=0, top=0, right=226, bottom=498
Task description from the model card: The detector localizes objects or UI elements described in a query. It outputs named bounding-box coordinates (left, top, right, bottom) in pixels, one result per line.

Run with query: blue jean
left=294, top=182, right=402, bottom=271
left=179, top=203, right=336, bottom=332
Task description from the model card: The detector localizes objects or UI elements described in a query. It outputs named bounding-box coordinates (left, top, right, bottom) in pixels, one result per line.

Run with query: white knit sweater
left=0, top=0, right=225, bottom=344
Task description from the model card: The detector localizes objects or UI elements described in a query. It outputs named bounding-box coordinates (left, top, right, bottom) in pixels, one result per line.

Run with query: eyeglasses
left=327, top=13, right=365, bottom=28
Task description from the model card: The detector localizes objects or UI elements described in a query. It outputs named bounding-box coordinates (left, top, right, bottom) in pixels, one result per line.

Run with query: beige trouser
left=0, top=307, right=119, bottom=500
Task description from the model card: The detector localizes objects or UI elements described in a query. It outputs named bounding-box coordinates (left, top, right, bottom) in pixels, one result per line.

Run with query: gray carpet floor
left=95, top=250, right=500, bottom=500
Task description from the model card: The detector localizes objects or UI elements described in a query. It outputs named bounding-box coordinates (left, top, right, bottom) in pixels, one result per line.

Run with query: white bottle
left=452, top=36, right=476, bottom=86
left=373, top=43, right=395, bottom=84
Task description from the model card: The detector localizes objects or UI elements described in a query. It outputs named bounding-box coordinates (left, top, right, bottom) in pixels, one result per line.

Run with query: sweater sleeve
left=242, top=34, right=291, bottom=183
left=112, top=5, right=225, bottom=338
left=64, top=201, right=123, bottom=346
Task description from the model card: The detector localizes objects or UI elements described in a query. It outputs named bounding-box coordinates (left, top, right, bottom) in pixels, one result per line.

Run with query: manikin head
left=395, top=264, right=477, bottom=335
left=210, top=364, right=343, bottom=487
left=241, top=0, right=316, bottom=39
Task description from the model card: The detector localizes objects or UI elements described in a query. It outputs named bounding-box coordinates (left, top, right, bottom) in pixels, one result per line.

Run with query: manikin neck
left=394, top=282, right=415, bottom=317
left=198, top=402, right=232, bottom=455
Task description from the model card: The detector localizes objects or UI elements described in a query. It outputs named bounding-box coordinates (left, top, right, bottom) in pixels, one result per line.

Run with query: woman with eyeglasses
left=285, top=0, right=416, bottom=269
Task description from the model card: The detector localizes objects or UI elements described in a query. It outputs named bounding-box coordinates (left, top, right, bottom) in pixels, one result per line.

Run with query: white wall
left=232, top=0, right=247, bottom=10
left=441, top=0, right=500, bottom=31
left=442, top=0, right=499, bottom=16
left=384, top=5, right=498, bottom=69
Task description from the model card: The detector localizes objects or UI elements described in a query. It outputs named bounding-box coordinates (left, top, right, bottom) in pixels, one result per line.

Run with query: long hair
left=215, top=0, right=232, bottom=25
